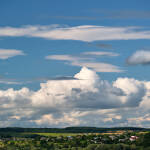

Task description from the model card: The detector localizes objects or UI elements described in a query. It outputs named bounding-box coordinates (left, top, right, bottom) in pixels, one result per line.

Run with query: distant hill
left=0, top=127, right=149, bottom=133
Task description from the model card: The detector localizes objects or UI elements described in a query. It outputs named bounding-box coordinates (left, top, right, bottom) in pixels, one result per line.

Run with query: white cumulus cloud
left=0, top=67, right=149, bottom=127
left=127, top=50, right=150, bottom=65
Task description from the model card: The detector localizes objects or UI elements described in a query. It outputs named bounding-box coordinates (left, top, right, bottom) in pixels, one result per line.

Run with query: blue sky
left=0, top=0, right=150, bottom=127
left=0, top=0, right=150, bottom=89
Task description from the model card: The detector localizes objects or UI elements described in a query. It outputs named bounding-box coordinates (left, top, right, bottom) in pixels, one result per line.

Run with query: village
left=0, top=130, right=141, bottom=149
left=0, top=128, right=149, bottom=150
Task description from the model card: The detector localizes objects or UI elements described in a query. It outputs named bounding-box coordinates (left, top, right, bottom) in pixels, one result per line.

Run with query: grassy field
left=22, top=131, right=149, bottom=137
left=31, top=132, right=125, bottom=137
left=33, top=133, right=80, bottom=137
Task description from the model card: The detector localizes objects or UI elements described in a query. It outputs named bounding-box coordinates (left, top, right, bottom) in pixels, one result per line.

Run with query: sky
left=0, top=0, right=150, bottom=127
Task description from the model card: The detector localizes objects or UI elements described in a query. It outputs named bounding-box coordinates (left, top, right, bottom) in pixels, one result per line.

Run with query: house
left=129, top=136, right=138, bottom=142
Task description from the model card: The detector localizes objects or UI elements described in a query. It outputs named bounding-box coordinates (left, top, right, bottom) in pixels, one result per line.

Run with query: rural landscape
left=0, top=127, right=150, bottom=149
left=1, top=0, right=150, bottom=149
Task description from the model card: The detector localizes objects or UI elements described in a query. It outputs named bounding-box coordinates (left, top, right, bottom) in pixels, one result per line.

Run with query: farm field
left=31, top=132, right=79, bottom=137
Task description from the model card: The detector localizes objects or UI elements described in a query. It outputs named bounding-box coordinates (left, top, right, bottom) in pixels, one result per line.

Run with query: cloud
left=45, top=54, right=95, bottom=62
left=127, top=50, right=150, bottom=65
left=82, top=51, right=119, bottom=57
left=0, top=80, right=21, bottom=85
left=0, top=49, right=25, bottom=59
left=87, top=43, right=113, bottom=49
left=46, top=53, right=123, bottom=73
left=71, top=62, right=123, bottom=73
left=45, top=55, right=79, bottom=61
left=42, top=76, right=79, bottom=81
left=1, top=25, right=150, bottom=42
left=95, top=43, right=113, bottom=49
left=0, top=76, right=79, bottom=86
left=0, top=67, right=149, bottom=127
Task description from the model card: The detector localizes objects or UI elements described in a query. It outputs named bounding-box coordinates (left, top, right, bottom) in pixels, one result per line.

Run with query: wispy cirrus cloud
left=87, top=43, right=113, bottom=50
left=95, top=43, right=113, bottom=49
left=0, top=76, right=79, bottom=85
left=45, top=52, right=123, bottom=73
left=0, top=80, right=21, bottom=85
left=0, top=49, right=25, bottom=59
left=82, top=51, right=119, bottom=57
left=1, top=25, right=150, bottom=42
left=45, top=55, right=75, bottom=61
left=45, top=54, right=93, bottom=62
left=127, top=50, right=150, bottom=65
left=71, top=62, right=122, bottom=73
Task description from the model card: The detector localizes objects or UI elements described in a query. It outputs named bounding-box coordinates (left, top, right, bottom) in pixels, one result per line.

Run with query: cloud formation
left=87, top=43, right=113, bottom=50
left=45, top=55, right=91, bottom=62
left=82, top=51, right=119, bottom=56
left=0, top=49, right=25, bottom=59
left=95, top=43, right=113, bottom=49
left=0, top=67, right=149, bottom=127
left=1, top=25, right=150, bottom=42
left=46, top=52, right=123, bottom=73
left=71, top=62, right=122, bottom=73
left=127, top=50, right=150, bottom=65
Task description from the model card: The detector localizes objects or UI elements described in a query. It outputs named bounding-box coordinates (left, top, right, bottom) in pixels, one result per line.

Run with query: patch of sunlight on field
left=138, top=131, right=149, bottom=134
left=34, top=133, right=79, bottom=137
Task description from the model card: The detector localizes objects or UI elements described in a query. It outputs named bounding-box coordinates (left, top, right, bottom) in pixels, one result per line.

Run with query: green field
left=33, top=132, right=79, bottom=137
left=22, top=131, right=149, bottom=137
